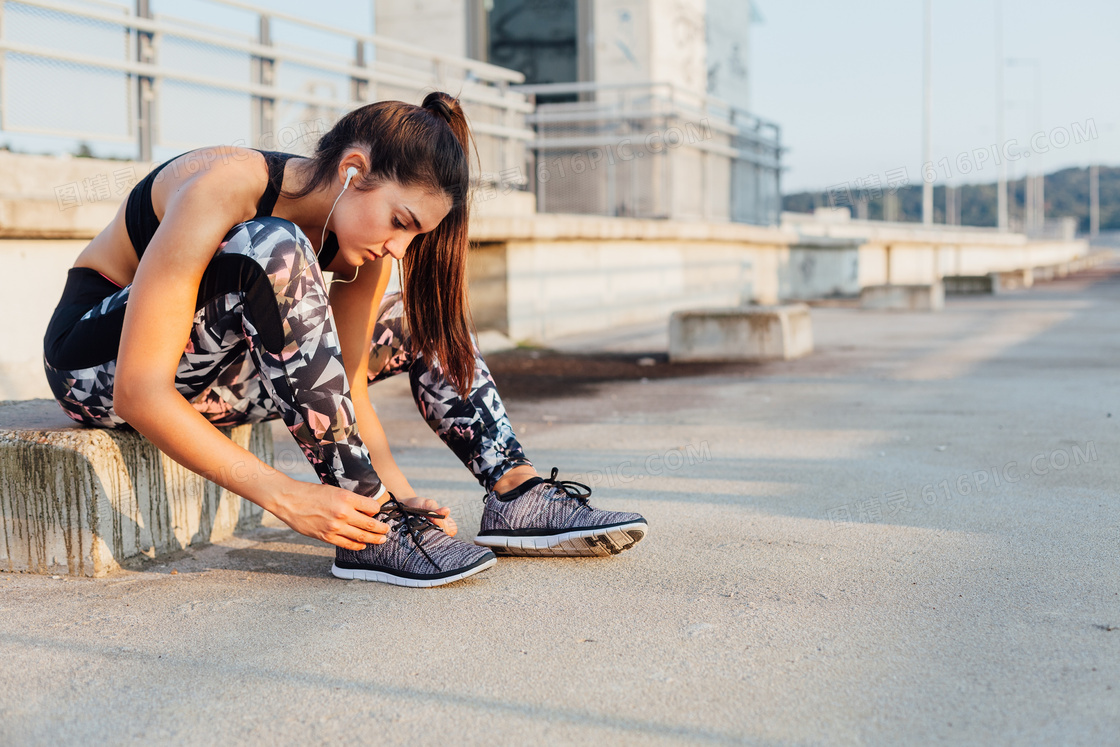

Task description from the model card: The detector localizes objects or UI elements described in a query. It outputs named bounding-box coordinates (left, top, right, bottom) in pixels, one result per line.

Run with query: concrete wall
left=470, top=214, right=793, bottom=342
left=2, top=239, right=89, bottom=400
left=0, top=151, right=141, bottom=239
left=783, top=212, right=1092, bottom=287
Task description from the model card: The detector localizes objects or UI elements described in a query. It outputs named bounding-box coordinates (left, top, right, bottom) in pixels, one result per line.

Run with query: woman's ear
left=339, top=149, right=369, bottom=186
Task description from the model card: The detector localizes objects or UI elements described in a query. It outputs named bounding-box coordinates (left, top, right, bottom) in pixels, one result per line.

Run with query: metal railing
left=0, top=0, right=534, bottom=184
left=513, top=81, right=782, bottom=225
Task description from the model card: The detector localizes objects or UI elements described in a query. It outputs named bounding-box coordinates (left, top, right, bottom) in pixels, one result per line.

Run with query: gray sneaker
left=475, top=468, right=648, bottom=557
left=332, top=496, right=496, bottom=587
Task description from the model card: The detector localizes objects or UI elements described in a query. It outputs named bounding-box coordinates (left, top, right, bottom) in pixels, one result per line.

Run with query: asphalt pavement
left=1, top=262, right=1118, bottom=745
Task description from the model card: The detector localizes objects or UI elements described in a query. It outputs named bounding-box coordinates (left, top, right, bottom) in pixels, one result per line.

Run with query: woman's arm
left=329, top=257, right=415, bottom=496
left=329, top=257, right=457, bottom=535
left=113, top=152, right=390, bottom=550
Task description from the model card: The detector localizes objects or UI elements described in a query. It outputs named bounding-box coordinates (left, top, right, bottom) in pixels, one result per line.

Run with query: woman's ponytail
left=402, top=91, right=477, bottom=397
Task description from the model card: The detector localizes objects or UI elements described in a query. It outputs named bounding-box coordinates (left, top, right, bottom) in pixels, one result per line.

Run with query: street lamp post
left=995, top=0, right=1007, bottom=231
left=1007, top=58, right=1042, bottom=232
left=922, top=0, right=933, bottom=226
left=1090, top=164, right=1100, bottom=238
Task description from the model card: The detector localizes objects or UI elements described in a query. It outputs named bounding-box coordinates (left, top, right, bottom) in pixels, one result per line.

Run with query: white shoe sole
left=330, top=555, right=496, bottom=587
left=475, top=522, right=647, bottom=557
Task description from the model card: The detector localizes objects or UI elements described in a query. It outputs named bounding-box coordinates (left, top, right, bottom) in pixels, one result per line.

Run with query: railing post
left=350, top=39, right=369, bottom=103
left=498, top=79, right=509, bottom=177
left=0, top=1, right=6, bottom=132
left=252, top=14, right=275, bottom=148
left=773, top=123, right=782, bottom=225
left=135, top=0, right=154, bottom=162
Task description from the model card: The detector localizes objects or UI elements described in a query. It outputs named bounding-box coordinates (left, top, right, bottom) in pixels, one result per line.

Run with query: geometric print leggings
left=43, top=217, right=532, bottom=499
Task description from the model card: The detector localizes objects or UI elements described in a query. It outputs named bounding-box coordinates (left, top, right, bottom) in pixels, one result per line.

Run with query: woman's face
left=332, top=177, right=453, bottom=265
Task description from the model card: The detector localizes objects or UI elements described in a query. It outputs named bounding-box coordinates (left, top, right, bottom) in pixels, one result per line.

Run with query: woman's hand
left=397, top=495, right=458, bottom=537
left=268, top=479, right=392, bottom=551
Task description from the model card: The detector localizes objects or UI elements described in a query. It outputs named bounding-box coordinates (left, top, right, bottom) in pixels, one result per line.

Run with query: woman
left=42, top=92, right=647, bottom=588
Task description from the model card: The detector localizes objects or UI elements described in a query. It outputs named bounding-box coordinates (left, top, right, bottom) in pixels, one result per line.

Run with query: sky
left=751, top=0, right=1120, bottom=192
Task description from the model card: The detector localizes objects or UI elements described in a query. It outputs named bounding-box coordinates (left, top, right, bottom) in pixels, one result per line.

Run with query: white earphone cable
left=321, top=166, right=361, bottom=286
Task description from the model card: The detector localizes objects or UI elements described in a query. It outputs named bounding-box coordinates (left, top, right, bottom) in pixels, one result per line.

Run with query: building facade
left=375, top=0, right=781, bottom=225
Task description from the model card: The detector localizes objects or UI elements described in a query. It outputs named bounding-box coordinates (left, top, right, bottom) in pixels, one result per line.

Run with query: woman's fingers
left=333, top=537, right=369, bottom=552
left=351, top=491, right=389, bottom=520
left=337, top=524, right=387, bottom=548
left=431, top=514, right=458, bottom=537
left=345, top=506, right=390, bottom=539
left=394, top=495, right=458, bottom=535
left=356, top=512, right=390, bottom=535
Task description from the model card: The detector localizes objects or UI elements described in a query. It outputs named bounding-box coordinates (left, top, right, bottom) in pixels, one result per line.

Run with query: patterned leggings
left=42, top=217, right=532, bottom=497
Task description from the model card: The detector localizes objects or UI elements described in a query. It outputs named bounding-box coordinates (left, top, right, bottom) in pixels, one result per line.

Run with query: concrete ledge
left=860, top=283, right=945, bottom=311
left=1, top=400, right=270, bottom=577
left=669, top=304, right=813, bottom=362
left=1034, top=251, right=1114, bottom=282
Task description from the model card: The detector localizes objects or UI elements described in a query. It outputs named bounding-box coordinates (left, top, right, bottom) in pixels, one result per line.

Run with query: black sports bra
left=123, top=148, right=339, bottom=268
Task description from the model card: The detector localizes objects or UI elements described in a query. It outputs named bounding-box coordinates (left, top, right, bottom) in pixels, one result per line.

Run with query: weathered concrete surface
left=0, top=264, right=1119, bottom=744
left=0, top=401, right=269, bottom=576
left=669, top=304, right=813, bottom=362
left=860, top=282, right=945, bottom=311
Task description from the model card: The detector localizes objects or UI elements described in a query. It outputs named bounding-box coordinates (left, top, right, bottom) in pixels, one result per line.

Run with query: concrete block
left=669, top=304, right=813, bottom=362
left=1, top=400, right=271, bottom=577
left=783, top=236, right=861, bottom=299
left=860, top=283, right=945, bottom=311
left=1032, top=266, right=1055, bottom=283
left=995, top=268, right=1034, bottom=290
left=943, top=275, right=996, bottom=295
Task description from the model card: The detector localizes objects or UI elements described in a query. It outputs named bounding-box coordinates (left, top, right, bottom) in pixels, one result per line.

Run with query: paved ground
left=2, top=263, right=1119, bottom=745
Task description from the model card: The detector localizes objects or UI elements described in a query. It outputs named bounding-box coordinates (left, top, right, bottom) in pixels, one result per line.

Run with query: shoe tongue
left=496, top=476, right=545, bottom=501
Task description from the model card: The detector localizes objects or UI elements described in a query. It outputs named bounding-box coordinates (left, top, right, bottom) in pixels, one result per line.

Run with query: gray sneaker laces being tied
left=332, top=495, right=496, bottom=587
left=475, top=467, right=648, bottom=557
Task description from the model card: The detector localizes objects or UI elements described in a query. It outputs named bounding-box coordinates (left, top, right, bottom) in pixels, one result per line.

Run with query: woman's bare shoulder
left=73, top=147, right=271, bottom=284
left=149, top=146, right=269, bottom=222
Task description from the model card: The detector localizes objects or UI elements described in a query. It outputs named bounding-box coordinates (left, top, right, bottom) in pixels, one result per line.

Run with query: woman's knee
left=368, top=292, right=414, bottom=381
left=218, top=217, right=319, bottom=283
left=204, top=217, right=325, bottom=355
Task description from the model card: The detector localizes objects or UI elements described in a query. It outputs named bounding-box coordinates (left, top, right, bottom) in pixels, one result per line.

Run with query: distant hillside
left=783, top=166, right=1120, bottom=232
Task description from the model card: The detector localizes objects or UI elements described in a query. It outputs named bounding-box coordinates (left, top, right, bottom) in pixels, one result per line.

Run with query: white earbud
left=321, top=166, right=364, bottom=286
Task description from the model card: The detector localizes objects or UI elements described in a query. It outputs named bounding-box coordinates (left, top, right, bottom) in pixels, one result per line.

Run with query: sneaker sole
left=475, top=522, right=647, bottom=557
left=330, top=555, right=497, bottom=587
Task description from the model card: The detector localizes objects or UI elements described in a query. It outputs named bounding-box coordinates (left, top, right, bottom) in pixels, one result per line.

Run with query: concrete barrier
left=782, top=236, right=862, bottom=299
left=944, top=270, right=1033, bottom=295
left=669, top=304, right=813, bottom=362
left=0, top=400, right=270, bottom=576
left=943, top=275, right=997, bottom=295
left=993, top=268, right=1033, bottom=290
left=860, top=283, right=945, bottom=311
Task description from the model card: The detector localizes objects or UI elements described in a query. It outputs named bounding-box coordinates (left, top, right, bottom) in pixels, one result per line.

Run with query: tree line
left=783, top=166, right=1118, bottom=233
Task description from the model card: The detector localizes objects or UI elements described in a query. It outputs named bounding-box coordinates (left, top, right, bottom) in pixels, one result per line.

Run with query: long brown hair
left=287, top=92, right=476, bottom=396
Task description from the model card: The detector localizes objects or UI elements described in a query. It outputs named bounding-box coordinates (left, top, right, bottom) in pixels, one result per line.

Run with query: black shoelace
left=379, top=495, right=445, bottom=570
left=541, top=467, right=593, bottom=506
